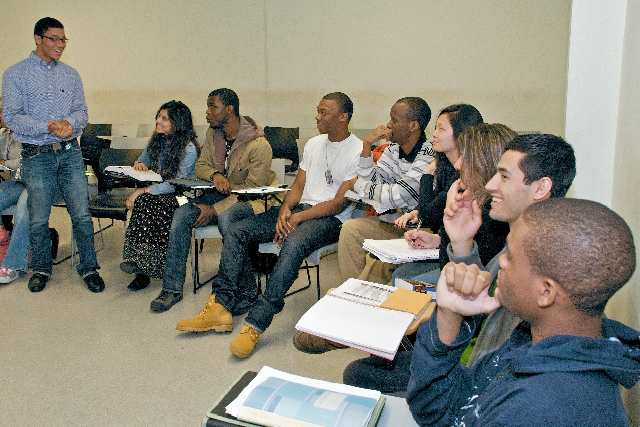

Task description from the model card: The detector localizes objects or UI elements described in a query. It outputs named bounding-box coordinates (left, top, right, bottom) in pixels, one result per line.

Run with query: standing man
left=150, top=88, right=275, bottom=313
left=1, top=17, right=104, bottom=293
left=338, top=97, right=434, bottom=282
left=176, top=92, right=363, bottom=358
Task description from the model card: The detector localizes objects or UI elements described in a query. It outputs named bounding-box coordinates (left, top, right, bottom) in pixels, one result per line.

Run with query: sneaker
left=0, top=268, right=18, bottom=284
left=292, top=331, right=348, bottom=354
left=28, top=273, right=49, bottom=292
left=150, top=290, right=183, bottom=313
left=229, top=325, right=260, bottom=358
left=127, top=274, right=150, bottom=291
left=83, top=272, right=105, bottom=293
left=176, top=294, right=233, bottom=332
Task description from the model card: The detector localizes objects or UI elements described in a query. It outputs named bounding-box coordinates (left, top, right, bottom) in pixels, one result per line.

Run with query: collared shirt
left=354, top=138, right=434, bottom=213
left=398, top=136, right=428, bottom=162
left=1, top=51, right=88, bottom=146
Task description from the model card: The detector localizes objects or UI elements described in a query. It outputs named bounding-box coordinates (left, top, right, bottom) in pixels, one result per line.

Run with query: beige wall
left=1, top=0, right=571, bottom=139
left=566, top=0, right=640, bottom=422
left=607, top=2, right=640, bottom=423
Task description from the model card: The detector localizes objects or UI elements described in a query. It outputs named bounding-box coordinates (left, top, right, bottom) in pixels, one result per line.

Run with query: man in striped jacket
left=338, top=97, right=434, bottom=282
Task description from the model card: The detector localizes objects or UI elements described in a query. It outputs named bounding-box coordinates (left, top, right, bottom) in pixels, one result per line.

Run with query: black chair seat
left=88, top=194, right=128, bottom=222
left=97, top=148, right=145, bottom=192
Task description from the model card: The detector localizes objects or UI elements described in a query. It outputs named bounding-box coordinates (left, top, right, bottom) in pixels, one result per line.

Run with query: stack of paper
left=232, top=186, right=289, bottom=194
left=226, top=366, right=384, bottom=427
left=104, top=165, right=162, bottom=182
left=295, top=279, right=432, bottom=360
left=363, top=238, right=438, bottom=264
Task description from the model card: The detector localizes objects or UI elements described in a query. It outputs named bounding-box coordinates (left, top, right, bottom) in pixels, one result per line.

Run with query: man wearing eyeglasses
left=1, top=17, right=105, bottom=293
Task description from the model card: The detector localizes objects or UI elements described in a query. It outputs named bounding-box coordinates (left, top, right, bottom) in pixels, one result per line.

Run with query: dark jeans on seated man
left=161, top=192, right=254, bottom=295
left=344, top=352, right=413, bottom=396
left=214, top=203, right=342, bottom=327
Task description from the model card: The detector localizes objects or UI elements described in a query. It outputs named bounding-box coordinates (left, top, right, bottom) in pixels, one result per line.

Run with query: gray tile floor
left=0, top=207, right=366, bottom=426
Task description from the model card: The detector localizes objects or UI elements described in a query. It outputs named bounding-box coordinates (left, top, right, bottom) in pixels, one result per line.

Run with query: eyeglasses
left=41, top=35, right=68, bottom=44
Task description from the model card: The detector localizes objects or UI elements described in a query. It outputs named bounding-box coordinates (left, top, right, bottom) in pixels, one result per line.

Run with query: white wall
left=1, top=0, right=571, bottom=139
left=564, top=2, right=627, bottom=205
left=566, top=1, right=640, bottom=422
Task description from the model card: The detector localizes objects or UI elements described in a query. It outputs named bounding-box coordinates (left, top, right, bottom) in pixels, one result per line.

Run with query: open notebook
left=363, top=238, right=438, bottom=264
left=295, top=279, right=432, bottom=359
left=104, top=165, right=162, bottom=182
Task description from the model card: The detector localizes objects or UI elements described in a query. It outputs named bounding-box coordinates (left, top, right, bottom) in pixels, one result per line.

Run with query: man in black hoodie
left=407, top=198, right=639, bottom=426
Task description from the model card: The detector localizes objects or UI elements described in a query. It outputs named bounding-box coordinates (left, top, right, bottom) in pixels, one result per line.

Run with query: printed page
left=227, top=366, right=380, bottom=418
left=329, top=278, right=395, bottom=307
left=237, top=376, right=378, bottom=427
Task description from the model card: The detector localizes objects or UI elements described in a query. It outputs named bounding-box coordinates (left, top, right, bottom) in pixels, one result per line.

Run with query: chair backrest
left=111, top=124, right=139, bottom=137
left=97, top=148, right=145, bottom=191
left=110, top=136, right=150, bottom=149
left=136, top=124, right=156, bottom=138
left=264, top=127, right=299, bottom=173
left=194, top=125, right=210, bottom=148
left=80, top=123, right=112, bottom=165
left=271, top=158, right=286, bottom=186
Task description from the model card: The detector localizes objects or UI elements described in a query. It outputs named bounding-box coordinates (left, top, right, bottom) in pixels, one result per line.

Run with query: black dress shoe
left=128, top=274, right=150, bottom=291
left=84, top=272, right=105, bottom=293
left=28, top=273, right=49, bottom=292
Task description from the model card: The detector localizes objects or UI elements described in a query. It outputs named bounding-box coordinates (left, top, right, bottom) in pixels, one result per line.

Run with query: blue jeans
left=1, top=187, right=30, bottom=272
left=391, top=261, right=439, bottom=286
left=21, top=142, right=99, bottom=276
left=213, top=204, right=342, bottom=332
left=162, top=197, right=254, bottom=293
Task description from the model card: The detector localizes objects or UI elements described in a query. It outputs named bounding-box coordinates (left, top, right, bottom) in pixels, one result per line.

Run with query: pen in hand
left=410, top=218, right=422, bottom=247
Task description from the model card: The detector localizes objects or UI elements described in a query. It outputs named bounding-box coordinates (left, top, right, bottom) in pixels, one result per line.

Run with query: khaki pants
left=338, top=217, right=404, bottom=282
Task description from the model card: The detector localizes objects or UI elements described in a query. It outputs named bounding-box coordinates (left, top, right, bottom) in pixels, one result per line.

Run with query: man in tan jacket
left=150, top=88, right=275, bottom=313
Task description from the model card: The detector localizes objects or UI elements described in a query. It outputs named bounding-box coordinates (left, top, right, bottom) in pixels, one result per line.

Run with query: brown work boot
left=293, top=331, right=348, bottom=354
left=229, top=325, right=260, bottom=358
left=176, top=294, right=232, bottom=332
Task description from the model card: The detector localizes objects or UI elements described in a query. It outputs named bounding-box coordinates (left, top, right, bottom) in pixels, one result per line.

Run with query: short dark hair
left=322, top=92, right=353, bottom=123
left=208, top=88, right=240, bottom=118
left=34, top=17, right=63, bottom=37
left=396, top=97, right=432, bottom=134
left=439, top=104, right=484, bottom=140
left=521, top=198, right=635, bottom=316
left=505, top=133, right=576, bottom=198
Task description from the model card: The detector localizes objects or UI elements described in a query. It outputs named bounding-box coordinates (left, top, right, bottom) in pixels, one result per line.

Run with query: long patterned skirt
left=123, top=193, right=179, bottom=279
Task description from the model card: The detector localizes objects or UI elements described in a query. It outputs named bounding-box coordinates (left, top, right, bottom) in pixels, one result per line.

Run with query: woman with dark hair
left=341, top=123, right=515, bottom=396
left=120, top=100, right=199, bottom=291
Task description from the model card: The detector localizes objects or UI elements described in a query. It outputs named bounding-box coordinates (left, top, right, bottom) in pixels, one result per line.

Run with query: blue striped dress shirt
left=1, top=51, right=88, bottom=146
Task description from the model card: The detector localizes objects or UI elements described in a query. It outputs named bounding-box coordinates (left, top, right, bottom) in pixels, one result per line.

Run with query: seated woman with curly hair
left=120, top=100, right=199, bottom=291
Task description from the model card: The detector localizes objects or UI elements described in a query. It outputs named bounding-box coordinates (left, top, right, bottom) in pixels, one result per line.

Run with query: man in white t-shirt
left=176, top=92, right=363, bottom=358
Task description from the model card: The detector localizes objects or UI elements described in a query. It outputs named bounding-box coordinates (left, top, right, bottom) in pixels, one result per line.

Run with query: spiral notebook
left=363, top=238, right=438, bottom=264
left=295, top=279, right=432, bottom=359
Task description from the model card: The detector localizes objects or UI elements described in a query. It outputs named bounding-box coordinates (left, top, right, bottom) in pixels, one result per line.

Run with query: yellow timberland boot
left=176, top=294, right=232, bottom=332
left=229, top=325, right=260, bottom=358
